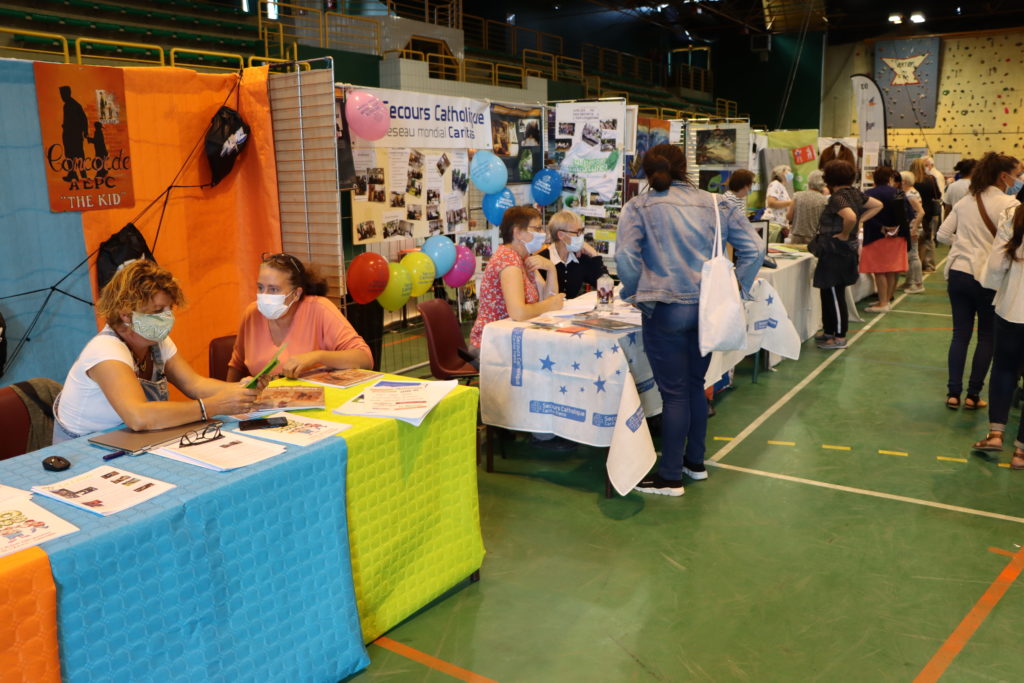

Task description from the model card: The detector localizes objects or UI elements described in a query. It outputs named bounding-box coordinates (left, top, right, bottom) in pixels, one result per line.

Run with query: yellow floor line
left=937, top=456, right=968, bottom=463
left=879, top=449, right=909, bottom=456
left=767, top=440, right=796, bottom=446
left=998, top=463, right=1011, bottom=469
left=822, top=444, right=851, bottom=451
left=712, top=436, right=733, bottom=441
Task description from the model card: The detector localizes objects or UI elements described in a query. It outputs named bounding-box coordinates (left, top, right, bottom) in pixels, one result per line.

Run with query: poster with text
left=348, top=87, right=491, bottom=149
left=33, top=62, right=134, bottom=212
left=554, top=100, right=626, bottom=218
left=351, top=147, right=469, bottom=244
left=489, top=102, right=544, bottom=183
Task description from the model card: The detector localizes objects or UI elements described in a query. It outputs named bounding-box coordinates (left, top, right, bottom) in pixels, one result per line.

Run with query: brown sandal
left=1012, top=449, right=1024, bottom=470
left=964, top=396, right=987, bottom=410
left=973, top=432, right=1004, bottom=452
left=946, top=395, right=960, bottom=410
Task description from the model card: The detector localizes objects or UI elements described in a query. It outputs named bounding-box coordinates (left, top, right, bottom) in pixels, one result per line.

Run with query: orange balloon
left=347, top=252, right=390, bottom=304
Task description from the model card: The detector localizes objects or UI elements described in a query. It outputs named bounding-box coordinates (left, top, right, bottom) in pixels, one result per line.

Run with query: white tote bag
left=698, top=193, right=748, bottom=356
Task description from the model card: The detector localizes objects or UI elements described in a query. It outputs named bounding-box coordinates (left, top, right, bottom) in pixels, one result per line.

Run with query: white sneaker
left=904, top=285, right=925, bottom=294
left=682, top=465, right=709, bottom=481
left=864, top=304, right=891, bottom=313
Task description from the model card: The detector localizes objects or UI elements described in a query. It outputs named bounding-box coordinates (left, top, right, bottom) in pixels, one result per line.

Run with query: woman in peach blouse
left=226, top=253, right=373, bottom=381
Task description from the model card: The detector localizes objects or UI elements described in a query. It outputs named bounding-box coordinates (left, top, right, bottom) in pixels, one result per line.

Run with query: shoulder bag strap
left=976, top=193, right=998, bottom=237
left=711, top=192, right=722, bottom=258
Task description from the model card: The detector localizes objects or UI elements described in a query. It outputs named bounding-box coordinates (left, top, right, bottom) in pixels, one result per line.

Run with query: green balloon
left=377, top=262, right=413, bottom=311
left=401, top=251, right=437, bottom=298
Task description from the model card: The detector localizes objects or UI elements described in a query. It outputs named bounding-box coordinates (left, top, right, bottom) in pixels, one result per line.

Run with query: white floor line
left=709, top=256, right=948, bottom=464
left=887, top=309, right=953, bottom=318
left=708, top=461, right=1024, bottom=525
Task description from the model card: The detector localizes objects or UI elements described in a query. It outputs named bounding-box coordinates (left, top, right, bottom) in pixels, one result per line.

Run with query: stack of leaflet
left=234, top=385, right=326, bottom=419
left=230, top=412, right=350, bottom=447
left=31, top=467, right=175, bottom=516
left=0, top=484, right=79, bottom=557
left=150, top=432, right=285, bottom=471
left=333, top=379, right=458, bottom=427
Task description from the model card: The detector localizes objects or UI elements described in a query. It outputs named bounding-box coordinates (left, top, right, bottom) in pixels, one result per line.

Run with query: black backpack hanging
left=205, top=106, right=250, bottom=187
left=96, top=223, right=155, bottom=291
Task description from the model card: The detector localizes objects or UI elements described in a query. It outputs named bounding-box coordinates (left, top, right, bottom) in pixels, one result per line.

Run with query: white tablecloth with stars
left=479, top=311, right=660, bottom=495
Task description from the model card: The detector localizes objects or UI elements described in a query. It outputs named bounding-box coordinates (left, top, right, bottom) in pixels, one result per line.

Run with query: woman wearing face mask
left=53, top=260, right=259, bottom=443
left=936, top=152, right=1022, bottom=410
left=469, top=206, right=565, bottom=348
left=765, top=165, right=794, bottom=227
left=227, top=253, right=373, bottom=382
left=536, top=210, right=607, bottom=299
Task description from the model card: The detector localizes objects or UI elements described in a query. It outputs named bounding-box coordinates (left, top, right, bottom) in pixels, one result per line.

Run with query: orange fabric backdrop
left=0, top=547, right=61, bottom=683
left=81, top=66, right=281, bottom=376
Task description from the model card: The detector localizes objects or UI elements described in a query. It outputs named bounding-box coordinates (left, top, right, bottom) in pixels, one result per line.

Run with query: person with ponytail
left=227, top=253, right=373, bottom=381
left=936, top=152, right=1022, bottom=410
left=973, top=203, right=1024, bottom=468
left=616, top=144, right=764, bottom=496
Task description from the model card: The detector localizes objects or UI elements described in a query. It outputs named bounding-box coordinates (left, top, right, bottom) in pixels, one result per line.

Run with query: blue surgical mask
left=785, top=172, right=794, bottom=183
left=567, top=234, right=585, bottom=253
left=521, top=231, right=546, bottom=254
left=1006, top=177, right=1023, bottom=196
left=131, top=310, right=174, bottom=342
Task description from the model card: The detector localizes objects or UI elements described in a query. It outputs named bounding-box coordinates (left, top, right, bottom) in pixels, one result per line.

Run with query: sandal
left=1012, top=449, right=1024, bottom=470
left=946, top=395, right=960, bottom=410
left=973, top=431, right=1004, bottom=452
left=964, top=395, right=987, bottom=410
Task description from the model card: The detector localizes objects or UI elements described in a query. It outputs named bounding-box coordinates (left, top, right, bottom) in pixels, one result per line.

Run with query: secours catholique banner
left=348, top=87, right=492, bottom=149
left=33, top=63, right=134, bottom=213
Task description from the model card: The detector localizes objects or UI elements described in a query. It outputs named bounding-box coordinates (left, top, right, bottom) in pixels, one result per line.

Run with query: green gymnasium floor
left=357, top=254, right=1024, bottom=682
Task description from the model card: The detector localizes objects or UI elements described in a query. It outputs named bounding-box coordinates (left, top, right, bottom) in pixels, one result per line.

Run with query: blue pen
left=102, top=449, right=128, bottom=461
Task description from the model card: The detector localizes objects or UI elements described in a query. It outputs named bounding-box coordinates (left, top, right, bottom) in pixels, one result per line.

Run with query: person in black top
left=861, top=167, right=910, bottom=312
left=812, top=160, right=883, bottom=349
left=537, top=210, right=608, bottom=299
left=911, top=157, right=941, bottom=271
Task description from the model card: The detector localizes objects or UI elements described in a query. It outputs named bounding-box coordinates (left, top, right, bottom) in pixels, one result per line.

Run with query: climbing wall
left=885, top=32, right=1024, bottom=156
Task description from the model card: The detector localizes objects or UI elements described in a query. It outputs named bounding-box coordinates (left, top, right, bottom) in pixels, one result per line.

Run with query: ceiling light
left=888, top=13, right=902, bottom=24
left=909, top=12, right=925, bottom=23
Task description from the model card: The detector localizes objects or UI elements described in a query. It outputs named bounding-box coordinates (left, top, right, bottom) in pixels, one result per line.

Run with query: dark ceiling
left=483, top=0, right=1024, bottom=45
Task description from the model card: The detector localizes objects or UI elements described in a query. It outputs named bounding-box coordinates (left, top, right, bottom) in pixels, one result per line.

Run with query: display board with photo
left=554, top=100, right=626, bottom=219
left=490, top=103, right=545, bottom=183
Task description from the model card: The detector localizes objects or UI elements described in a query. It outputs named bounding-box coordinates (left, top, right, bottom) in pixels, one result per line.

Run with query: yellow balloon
left=401, top=251, right=437, bottom=298
left=377, top=262, right=413, bottom=311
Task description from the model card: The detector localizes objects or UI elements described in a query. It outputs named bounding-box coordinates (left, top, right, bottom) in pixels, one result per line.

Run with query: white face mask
left=521, top=231, right=546, bottom=254
left=566, top=234, right=585, bottom=252
left=257, top=291, right=294, bottom=320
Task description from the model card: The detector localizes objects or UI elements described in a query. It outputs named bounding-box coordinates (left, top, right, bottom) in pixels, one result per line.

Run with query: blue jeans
left=946, top=270, right=995, bottom=397
left=642, top=302, right=712, bottom=480
left=988, top=315, right=1024, bottom=449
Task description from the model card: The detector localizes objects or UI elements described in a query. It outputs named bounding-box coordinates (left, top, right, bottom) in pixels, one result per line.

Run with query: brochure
left=31, top=466, right=175, bottom=516
left=0, top=486, right=79, bottom=558
left=150, top=431, right=285, bottom=472
left=299, top=368, right=383, bottom=389
left=245, top=342, right=288, bottom=389
left=229, top=412, right=350, bottom=447
left=235, top=385, right=326, bottom=419
left=333, top=379, right=458, bottom=427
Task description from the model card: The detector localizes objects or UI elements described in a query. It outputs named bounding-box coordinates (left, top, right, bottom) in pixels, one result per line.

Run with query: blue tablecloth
left=0, top=433, right=369, bottom=682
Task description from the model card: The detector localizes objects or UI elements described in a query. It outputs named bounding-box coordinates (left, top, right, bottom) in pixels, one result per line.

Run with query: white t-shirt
left=56, top=327, right=178, bottom=436
left=943, top=178, right=970, bottom=209
left=765, top=180, right=791, bottom=226
left=936, top=186, right=1020, bottom=278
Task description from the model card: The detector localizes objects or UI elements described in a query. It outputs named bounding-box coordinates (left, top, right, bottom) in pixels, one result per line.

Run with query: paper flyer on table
left=31, top=466, right=175, bottom=516
left=230, top=412, right=350, bottom=447
left=151, top=432, right=285, bottom=472
left=333, top=379, right=458, bottom=426
left=606, top=372, right=657, bottom=496
left=0, top=486, right=79, bottom=558
left=299, top=368, right=383, bottom=389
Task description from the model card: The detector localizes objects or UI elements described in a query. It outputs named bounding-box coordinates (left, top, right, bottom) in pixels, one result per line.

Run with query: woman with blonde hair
left=910, top=157, right=941, bottom=270
left=54, top=260, right=259, bottom=442
left=536, top=210, right=608, bottom=299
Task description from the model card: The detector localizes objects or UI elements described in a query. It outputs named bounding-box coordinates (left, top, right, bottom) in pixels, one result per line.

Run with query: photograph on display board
left=490, top=103, right=544, bottom=183
left=630, top=117, right=670, bottom=178
left=698, top=169, right=732, bottom=193
left=695, top=128, right=738, bottom=165
left=554, top=101, right=625, bottom=218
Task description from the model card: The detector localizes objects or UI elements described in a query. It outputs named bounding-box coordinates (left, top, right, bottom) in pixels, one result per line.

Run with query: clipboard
left=88, top=420, right=210, bottom=454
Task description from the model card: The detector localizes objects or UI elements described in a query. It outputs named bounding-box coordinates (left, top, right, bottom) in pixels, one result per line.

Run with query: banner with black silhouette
left=33, top=63, right=134, bottom=212
left=873, top=37, right=940, bottom=128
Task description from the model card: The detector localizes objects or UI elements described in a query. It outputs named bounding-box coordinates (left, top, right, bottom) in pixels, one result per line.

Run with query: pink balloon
left=345, top=90, right=390, bottom=140
left=443, top=245, right=476, bottom=288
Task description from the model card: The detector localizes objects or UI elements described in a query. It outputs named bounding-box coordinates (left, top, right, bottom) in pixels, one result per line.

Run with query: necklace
left=114, top=328, right=151, bottom=377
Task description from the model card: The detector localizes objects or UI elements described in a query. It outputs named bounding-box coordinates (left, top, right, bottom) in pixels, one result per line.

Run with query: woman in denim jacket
left=617, top=144, right=765, bottom=496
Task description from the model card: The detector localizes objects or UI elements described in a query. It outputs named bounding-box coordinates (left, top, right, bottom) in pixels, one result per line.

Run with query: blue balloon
left=482, top=188, right=516, bottom=227
left=470, top=149, right=508, bottom=195
left=530, top=168, right=563, bottom=206
left=421, top=235, right=457, bottom=277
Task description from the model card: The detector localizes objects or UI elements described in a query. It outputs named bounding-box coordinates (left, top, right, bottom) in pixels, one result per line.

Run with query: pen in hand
left=102, top=449, right=128, bottom=461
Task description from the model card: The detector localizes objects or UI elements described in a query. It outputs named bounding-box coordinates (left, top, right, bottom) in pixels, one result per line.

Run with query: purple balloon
left=443, top=245, right=476, bottom=288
